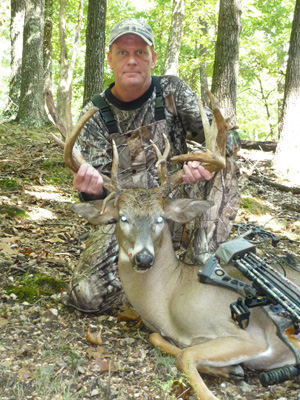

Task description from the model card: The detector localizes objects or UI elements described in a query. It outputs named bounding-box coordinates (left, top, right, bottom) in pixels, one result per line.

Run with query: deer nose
left=133, top=249, right=154, bottom=270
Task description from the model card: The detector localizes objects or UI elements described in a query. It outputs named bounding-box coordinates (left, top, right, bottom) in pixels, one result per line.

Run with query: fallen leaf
left=171, top=379, right=192, bottom=399
left=98, top=359, right=110, bottom=374
left=86, top=326, right=103, bottom=345
left=1, top=237, right=18, bottom=243
left=0, top=242, right=19, bottom=255
left=17, top=367, right=35, bottom=380
left=91, top=389, right=101, bottom=396
left=44, top=237, right=60, bottom=243
left=86, top=346, right=120, bottom=374
left=97, top=358, right=120, bottom=374
left=86, top=346, right=106, bottom=361
left=117, top=308, right=141, bottom=322
left=0, top=317, right=9, bottom=327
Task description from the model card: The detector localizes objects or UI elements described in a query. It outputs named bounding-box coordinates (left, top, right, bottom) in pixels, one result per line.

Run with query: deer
left=62, top=93, right=300, bottom=400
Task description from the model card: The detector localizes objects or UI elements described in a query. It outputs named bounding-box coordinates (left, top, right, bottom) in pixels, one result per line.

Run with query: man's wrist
left=78, top=188, right=108, bottom=202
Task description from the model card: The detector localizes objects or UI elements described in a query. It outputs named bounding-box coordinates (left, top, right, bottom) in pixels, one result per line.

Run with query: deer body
left=107, top=188, right=298, bottom=400
left=64, top=93, right=300, bottom=399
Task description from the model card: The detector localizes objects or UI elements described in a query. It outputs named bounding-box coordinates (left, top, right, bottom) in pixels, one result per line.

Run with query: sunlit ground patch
left=238, top=195, right=300, bottom=241
left=24, top=184, right=72, bottom=202
left=25, top=206, right=57, bottom=221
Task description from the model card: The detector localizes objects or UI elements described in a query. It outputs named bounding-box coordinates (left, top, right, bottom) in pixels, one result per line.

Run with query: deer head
left=67, top=132, right=214, bottom=271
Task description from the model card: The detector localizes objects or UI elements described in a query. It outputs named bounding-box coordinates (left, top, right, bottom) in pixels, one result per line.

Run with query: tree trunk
left=17, top=0, right=48, bottom=126
left=211, top=0, right=242, bottom=124
left=9, top=0, right=25, bottom=114
left=82, top=0, right=107, bottom=108
left=273, top=0, right=300, bottom=186
left=164, top=0, right=185, bottom=76
left=277, top=44, right=285, bottom=137
left=57, top=0, right=83, bottom=132
left=57, top=0, right=70, bottom=131
left=44, top=0, right=53, bottom=94
left=198, top=19, right=209, bottom=106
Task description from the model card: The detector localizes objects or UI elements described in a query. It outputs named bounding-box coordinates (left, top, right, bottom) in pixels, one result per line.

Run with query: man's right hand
left=73, top=164, right=104, bottom=199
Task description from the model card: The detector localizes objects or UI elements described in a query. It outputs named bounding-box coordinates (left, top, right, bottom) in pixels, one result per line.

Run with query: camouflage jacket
left=75, top=75, right=240, bottom=200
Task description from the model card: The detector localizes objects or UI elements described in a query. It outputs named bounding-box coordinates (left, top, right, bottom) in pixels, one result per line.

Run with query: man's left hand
left=182, top=161, right=214, bottom=184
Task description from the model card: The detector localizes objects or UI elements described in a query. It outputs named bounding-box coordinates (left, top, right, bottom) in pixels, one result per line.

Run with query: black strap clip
left=230, top=297, right=251, bottom=329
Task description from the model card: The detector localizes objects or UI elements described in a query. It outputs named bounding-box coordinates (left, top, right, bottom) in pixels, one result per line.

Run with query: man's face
left=107, top=34, right=157, bottom=98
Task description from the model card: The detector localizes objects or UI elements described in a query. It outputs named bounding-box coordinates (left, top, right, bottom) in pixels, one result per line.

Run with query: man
left=66, top=18, right=241, bottom=313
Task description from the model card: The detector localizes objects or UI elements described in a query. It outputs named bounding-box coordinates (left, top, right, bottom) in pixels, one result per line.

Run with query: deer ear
left=70, top=200, right=119, bottom=225
left=164, top=199, right=214, bottom=223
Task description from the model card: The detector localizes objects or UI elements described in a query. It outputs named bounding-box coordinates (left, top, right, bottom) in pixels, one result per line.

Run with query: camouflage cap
left=109, top=18, right=155, bottom=48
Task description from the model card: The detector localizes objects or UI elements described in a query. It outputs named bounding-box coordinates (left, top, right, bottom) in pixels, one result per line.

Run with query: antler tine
left=206, top=91, right=228, bottom=159
left=150, top=134, right=185, bottom=196
left=170, top=91, right=228, bottom=173
left=64, top=107, right=99, bottom=173
left=150, top=134, right=170, bottom=185
left=110, top=140, right=121, bottom=190
left=63, top=107, right=118, bottom=194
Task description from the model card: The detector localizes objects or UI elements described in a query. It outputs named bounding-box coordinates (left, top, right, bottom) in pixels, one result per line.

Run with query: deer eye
left=120, top=215, right=127, bottom=223
left=156, top=216, right=164, bottom=224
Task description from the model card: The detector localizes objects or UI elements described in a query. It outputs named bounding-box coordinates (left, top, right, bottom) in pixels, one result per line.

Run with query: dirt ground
left=1, top=122, right=300, bottom=400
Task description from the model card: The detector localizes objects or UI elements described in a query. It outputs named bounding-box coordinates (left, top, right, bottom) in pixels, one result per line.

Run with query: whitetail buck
left=63, top=93, right=300, bottom=400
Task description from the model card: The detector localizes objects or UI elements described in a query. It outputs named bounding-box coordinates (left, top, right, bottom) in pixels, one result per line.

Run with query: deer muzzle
left=133, top=249, right=155, bottom=272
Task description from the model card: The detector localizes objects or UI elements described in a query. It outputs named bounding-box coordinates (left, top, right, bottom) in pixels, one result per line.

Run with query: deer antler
left=168, top=91, right=229, bottom=190
left=150, top=134, right=170, bottom=185
left=63, top=107, right=120, bottom=195
left=149, top=92, right=229, bottom=196
left=64, top=107, right=99, bottom=173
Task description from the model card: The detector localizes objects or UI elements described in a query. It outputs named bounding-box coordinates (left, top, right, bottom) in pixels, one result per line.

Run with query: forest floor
left=0, top=122, right=300, bottom=400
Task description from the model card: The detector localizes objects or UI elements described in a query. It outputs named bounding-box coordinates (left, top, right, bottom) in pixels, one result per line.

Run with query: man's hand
left=73, top=164, right=104, bottom=198
left=183, top=161, right=214, bottom=184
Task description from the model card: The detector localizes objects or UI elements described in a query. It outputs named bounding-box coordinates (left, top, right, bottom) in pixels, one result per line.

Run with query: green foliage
left=67, top=350, right=84, bottom=371
left=39, top=159, right=73, bottom=184
left=0, top=178, right=19, bottom=191
left=146, top=0, right=173, bottom=75
left=6, top=273, right=65, bottom=303
left=241, top=194, right=270, bottom=215
left=50, top=0, right=88, bottom=118
left=238, top=0, right=294, bottom=139
left=154, top=347, right=176, bottom=373
left=0, top=204, right=27, bottom=217
left=178, top=0, right=217, bottom=93
left=14, top=365, right=86, bottom=399
left=152, top=348, right=189, bottom=397
left=237, top=74, right=279, bottom=140
left=39, top=160, right=65, bottom=169
left=0, top=0, right=296, bottom=138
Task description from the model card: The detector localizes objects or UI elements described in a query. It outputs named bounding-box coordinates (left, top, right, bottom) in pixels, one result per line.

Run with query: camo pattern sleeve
left=226, top=130, right=241, bottom=156
left=160, top=75, right=212, bottom=146
left=160, top=76, right=241, bottom=156
left=74, top=99, right=113, bottom=178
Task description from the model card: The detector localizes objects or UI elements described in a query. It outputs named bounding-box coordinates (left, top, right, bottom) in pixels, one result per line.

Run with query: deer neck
left=117, top=224, right=181, bottom=315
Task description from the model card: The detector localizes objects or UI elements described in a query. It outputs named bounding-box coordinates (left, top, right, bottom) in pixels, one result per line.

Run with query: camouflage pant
left=66, top=157, right=240, bottom=313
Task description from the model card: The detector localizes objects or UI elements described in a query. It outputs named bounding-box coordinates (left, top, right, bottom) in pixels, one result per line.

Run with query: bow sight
left=198, top=228, right=300, bottom=387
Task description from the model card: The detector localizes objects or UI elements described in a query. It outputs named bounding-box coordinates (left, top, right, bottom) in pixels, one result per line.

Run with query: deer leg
left=149, top=332, right=219, bottom=400
left=149, top=332, right=244, bottom=379
left=149, top=332, right=181, bottom=357
left=196, top=363, right=244, bottom=380
left=175, top=336, right=267, bottom=400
